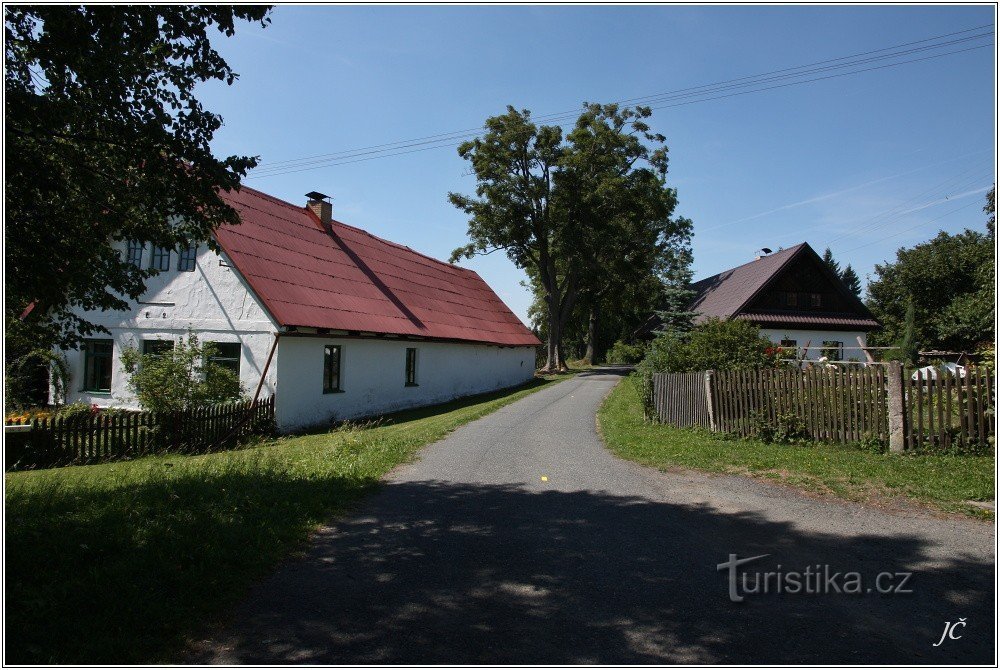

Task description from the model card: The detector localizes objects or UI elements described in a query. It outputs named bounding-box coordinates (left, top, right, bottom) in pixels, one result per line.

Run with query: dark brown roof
left=688, top=242, right=879, bottom=331
left=689, top=244, right=807, bottom=321
left=734, top=312, right=880, bottom=329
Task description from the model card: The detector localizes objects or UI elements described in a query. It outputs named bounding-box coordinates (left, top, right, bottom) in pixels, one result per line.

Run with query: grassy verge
left=598, top=377, right=994, bottom=519
left=5, top=376, right=562, bottom=664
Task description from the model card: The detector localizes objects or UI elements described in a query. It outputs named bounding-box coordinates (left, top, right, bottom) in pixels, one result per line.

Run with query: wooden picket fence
left=4, top=396, right=275, bottom=469
left=651, top=365, right=995, bottom=451
left=651, top=371, right=712, bottom=429
left=906, top=368, right=994, bottom=450
left=711, top=366, right=888, bottom=442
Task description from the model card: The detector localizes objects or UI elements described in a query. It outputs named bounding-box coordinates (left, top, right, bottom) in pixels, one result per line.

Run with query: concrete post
left=704, top=370, right=717, bottom=432
left=887, top=361, right=906, bottom=453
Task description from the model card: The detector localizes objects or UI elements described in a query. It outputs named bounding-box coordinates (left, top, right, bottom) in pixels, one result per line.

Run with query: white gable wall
left=274, top=336, right=536, bottom=432
left=62, top=242, right=278, bottom=407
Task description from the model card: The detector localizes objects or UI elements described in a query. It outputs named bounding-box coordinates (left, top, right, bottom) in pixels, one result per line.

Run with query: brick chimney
left=306, top=191, right=332, bottom=231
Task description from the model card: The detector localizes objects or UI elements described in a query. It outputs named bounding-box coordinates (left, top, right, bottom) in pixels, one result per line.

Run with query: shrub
left=606, top=340, right=646, bottom=365
left=749, top=411, right=808, bottom=444
left=683, top=318, right=780, bottom=371
left=120, top=332, right=245, bottom=413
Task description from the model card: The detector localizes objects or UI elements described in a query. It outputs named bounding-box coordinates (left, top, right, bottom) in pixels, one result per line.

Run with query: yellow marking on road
left=541, top=476, right=548, bottom=482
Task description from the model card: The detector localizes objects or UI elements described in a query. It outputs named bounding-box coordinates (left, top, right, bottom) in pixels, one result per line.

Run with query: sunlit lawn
left=598, top=377, right=994, bottom=519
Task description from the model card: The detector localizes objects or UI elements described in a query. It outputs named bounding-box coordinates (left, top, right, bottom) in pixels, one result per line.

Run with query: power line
left=248, top=44, right=991, bottom=179
left=254, top=24, right=991, bottom=171
left=823, top=168, right=993, bottom=246
left=248, top=28, right=992, bottom=178
left=839, top=198, right=986, bottom=253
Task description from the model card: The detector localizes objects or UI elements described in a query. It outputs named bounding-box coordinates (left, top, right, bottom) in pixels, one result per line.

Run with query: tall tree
left=5, top=6, right=271, bottom=350
left=450, top=104, right=688, bottom=371
left=840, top=264, right=862, bottom=297
left=449, top=107, right=566, bottom=370
left=866, top=194, right=994, bottom=354
left=821, top=247, right=841, bottom=275
left=557, top=104, right=690, bottom=364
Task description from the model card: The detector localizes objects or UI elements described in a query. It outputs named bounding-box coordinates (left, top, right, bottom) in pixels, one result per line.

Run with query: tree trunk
left=542, top=294, right=561, bottom=372
left=584, top=303, right=598, bottom=365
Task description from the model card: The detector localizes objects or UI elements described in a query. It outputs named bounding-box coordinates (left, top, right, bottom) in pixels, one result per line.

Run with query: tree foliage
left=450, top=103, right=690, bottom=370
left=120, top=333, right=244, bottom=413
left=5, top=5, right=271, bottom=349
left=822, top=247, right=863, bottom=297
left=866, top=194, right=994, bottom=354
left=637, top=318, right=779, bottom=375
left=840, top=264, right=862, bottom=297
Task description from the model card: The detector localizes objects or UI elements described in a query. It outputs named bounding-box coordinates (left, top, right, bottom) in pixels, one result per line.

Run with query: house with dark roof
left=642, top=242, right=880, bottom=361
left=61, top=187, right=540, bottom=431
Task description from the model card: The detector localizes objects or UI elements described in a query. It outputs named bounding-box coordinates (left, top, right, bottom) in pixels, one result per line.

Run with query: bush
left=684, top=318, right=780, bottom=371
left=750, top=411, right=808, bottom=444
left=120, top=332, right=245, bottom=413
left=606, top=340, right=646, bottom=365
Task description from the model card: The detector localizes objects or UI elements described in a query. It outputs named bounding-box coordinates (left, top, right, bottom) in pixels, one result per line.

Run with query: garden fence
left=650, top=363, right=994, bottom=451
left=4, top=396, right=275, bottom=470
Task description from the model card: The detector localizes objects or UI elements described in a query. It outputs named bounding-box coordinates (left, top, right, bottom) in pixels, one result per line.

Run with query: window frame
left=405, top=347, right=418, bottom=386
left=821, top=340, right=843, bottom=361
left=779, top=339, right=797, bottom=353
left=810, top=293, right=822, bottom=308
left=82, top=339, right=114, bottom=393
left=126, top=241, right=144, bottom=268
left=142, top=339, right=174, bottom=358
left=177, top=244, right=197, bottom=272
left=150, top=246, right=171, bottom=271
left=323, top=344, right=343, bottom=393
left=207, top=342, right=241, bottom=377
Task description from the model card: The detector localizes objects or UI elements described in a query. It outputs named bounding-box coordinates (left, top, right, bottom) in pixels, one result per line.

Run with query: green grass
left=598, top=377, right=994, bottom=520
left=5, top=376, right=562, bottom=664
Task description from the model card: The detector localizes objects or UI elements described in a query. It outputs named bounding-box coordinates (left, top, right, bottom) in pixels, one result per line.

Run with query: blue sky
left=199, top=5, right=995, bottom=325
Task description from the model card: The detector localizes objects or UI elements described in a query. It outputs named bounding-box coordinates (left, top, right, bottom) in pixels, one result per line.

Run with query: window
left=178, top=244, right=197, bottom=272
left=779, top=339, right=797, bottom=353
left=783, top=291, right=798, bottom=307
left=323, top=345, right=342, bottom=393
left=822, top=341, right=843, bottom=361
left=208, top=342, right=241, bottom=376
left=150, top=246, right=171, bottom=271
left=83, top=339, right=113, bottom=392
left=142, top=340, right=174, bottom=357
left=810, top=293, right=822, bottom=308
left=126, top=241, right=144, bottom=268
left=405, top=348, right=418, bottom=386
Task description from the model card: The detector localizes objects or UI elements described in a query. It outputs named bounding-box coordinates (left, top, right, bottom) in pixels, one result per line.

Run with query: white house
left=61, top=187, right=539, bottom=432
left=637, top=242, right=880, bottom=361
left=687, top=242, right=880, bottom=360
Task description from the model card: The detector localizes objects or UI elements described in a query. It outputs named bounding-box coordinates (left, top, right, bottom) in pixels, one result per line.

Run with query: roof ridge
left=230, top=184, right=306, bottom=211
left=693, top=242, right=806, bottom=284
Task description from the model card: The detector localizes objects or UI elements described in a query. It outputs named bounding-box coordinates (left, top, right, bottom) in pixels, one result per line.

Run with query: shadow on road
left=197, top=480, right=993, bottom=664
left=577, top=365, right=634, bottom=379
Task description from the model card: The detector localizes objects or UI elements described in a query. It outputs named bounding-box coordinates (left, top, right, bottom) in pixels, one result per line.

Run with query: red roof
left=213, top=186, right=540, bottom=347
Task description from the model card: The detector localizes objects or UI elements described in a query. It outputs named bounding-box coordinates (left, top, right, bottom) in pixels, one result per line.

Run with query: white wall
left=61, top=243, right=278, bottom=407
left=760, top=328, right=868, bottom=361
left=274, top=337, right=536, bottom=432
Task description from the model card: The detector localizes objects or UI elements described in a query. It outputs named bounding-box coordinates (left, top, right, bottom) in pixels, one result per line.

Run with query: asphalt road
left=194, top=369, right=995, bottom=664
